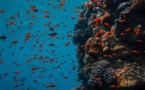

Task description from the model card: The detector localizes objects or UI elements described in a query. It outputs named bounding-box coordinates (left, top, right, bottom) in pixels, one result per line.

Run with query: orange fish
left=12, top=40, right=18, bottom=44
left=117, top=84, right=120, bottom=89
left=31, top=7, right=38, bottom=12
left=60, top=2, right=64, bottom=6
left=26, top=59, right=32, bottom=63
left=25, top=33, right=30, bottom=39
left=49, top=32, right=57, bottom=36
left=134, top=28, right=140, bottom=35
left=48, top=43, right=55, bottom=47
left=105, top=32, right=111, bottom=37
left=131, top=50, right=138, bottom=54
left=103, top=22, right=109, bottom=27
left=99, top=82, right=102, bottom=86
left=0, top=35, right=7, bottom=40
left=38, top=55, right=43, bottom=59
left=90, top=24, right=95, bottom=28
left=86, top=63, right=91, bottom=67
left=78, top=16, right=82, bottom=19
left=86, top=2, right=92, bottom=7
left=142, top=50, right=145, bottom=53
left=81, top=44, right=85, bottom=48
left=43, top=14, right=49, bottom=18
left=117, top=76, right=123, bottom=81
left=91, top=83, right=95, bottom=87
left=31, top=66, right=37, bottom=71
left=85, top=43, right=90, bottom=47
left=49, top=84, right=56, bottom=87
left=143, top=30, right=145, bottom=35
left=75, top=6, right=80, bottom=9
left=136, top=40, right=144, bottom=43
left=119, top=19, right=125, bottom=23
left=93, top=0, right=98, bottom=3
left=120, top=32, right=125, bottom=36
left=98, top=3, right=103, bottom=7
left=93, top=18, right=101, bottom=23
left=112, top=53, right=117, bottom=56
left=0, top=10, right=4, bottom=12
left=110, top=85, right=116, bottom=88
left=125, top=28, right=131, bottom=32
left=65, top=42, right=70, bottom=46
left=91, top=50, right=97, bottom=54
left=62, top=76, right=68, bottom=79
left=7, top=21, right=14, bottom=25
left=97, top=42, right=103, bottom=46
left=96, top=77, right=101, bottom=81
left=0, top=59, right=4, bottom=63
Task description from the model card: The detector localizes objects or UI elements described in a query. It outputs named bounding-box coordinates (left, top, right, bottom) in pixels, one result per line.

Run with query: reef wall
left=72, top=0, right=145, bottom=90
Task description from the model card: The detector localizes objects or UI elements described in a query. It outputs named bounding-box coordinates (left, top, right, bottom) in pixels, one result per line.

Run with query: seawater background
left=0, top=0, right=85, bottom=90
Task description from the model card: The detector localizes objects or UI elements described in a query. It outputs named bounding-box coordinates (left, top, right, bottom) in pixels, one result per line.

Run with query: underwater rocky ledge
left=72, top=0, right=145, bottom=90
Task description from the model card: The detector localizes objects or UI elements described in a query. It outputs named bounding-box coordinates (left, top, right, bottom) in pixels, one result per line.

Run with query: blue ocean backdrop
left=0, top=0, right=85, bottom=90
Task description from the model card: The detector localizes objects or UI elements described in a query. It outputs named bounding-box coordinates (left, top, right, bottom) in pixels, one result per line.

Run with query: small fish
left=99, top=82, right=102, bottom=86
left=96, top=77, right=101, bottom=81
left=43, top=14, right=49, bottom=18
left=120, top=32, right=125, bottom=36
left=134, top=28, right=140, bottom=35
left=31, top=66, right=37, bottom=71
left=75, top=6, right=80, bottom=9
left=93, top=0, right=98, bottom=3
left=104, top=32, right=111, bottom=37
left=117, top=76, right=123, bottom=81
left=90, top=24, right=95, bottom=28
left=119, top=19, right=125, bottom=23
left=85, top=43, right=90, bottom=47
left=7, top=21, right=14, bottom=25
left=30, top=5, right=38, bottom=12
left=131, top=50, right=139, bottom=54
left=0, top=59, right=4, bottom=63
left=0, top=10, right=4, bottom=13
left=49, top=84, right=56, bottom=87
left=142, top=50, right=145, bottom=53
left=38, top=55, right=43, bottom=60
left=125, top=28, right=131, bottom=32
left=86, top=2, right=92, bottom=7
left=110, top=85, right=116, bottom=88
left=14, top=70, right=20, bottom=74
left=49, top=32, right=57, bottom=36
left=65, top=42, right=70, bottom=46
left=12, top=40, right=18, bottom=44
left=0, top=35, right=7, bottom=40
left=103, top=22, right=109, bottom=27
left=97, top=3, right=103, bottom=7
left=91, top=83, right=95, bottom=87
left=117, top=84, right=120, bottom=89
left=62, top=76, right=68, bottom=79
left=136, top=40, right=144, bottom=43
left=86, top=63, right=91, bottom=67
left=48, top=43, right=55, bottom=47
left=112, top=53, right=117, bottom=56
left=143, top=30, right=145, bottom=35
left=93, top=18, right=101, bottom=22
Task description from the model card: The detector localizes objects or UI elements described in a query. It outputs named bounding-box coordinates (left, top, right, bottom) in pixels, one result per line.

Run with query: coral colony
left=72, top=0, right=145, bottom=90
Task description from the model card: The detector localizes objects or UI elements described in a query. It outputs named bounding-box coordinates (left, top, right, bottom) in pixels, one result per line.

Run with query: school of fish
left=0, top=0, right=86, bottom=90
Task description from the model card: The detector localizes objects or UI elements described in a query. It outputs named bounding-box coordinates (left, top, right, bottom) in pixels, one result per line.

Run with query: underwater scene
left=1, top=0, right=145, bottom=90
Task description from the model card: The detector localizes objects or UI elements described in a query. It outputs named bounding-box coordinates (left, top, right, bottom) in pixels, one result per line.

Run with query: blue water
left=0, top=0, right=86, bottom=90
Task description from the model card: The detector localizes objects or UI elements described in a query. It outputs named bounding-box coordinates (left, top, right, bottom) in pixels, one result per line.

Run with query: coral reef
left=72, top=0, right=145, bottom=90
